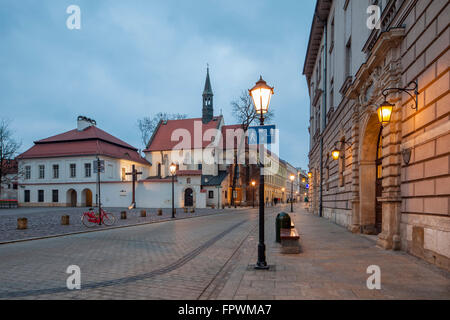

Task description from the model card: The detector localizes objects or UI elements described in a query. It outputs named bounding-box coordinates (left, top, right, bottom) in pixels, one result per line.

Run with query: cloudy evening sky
left=0, top=0, right=315, bottom=169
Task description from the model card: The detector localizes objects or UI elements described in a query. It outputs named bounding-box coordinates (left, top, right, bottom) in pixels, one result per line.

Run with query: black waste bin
left=275, top=212, right=292, bottom=243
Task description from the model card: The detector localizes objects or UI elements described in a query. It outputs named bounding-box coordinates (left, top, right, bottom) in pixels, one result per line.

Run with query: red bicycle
left=81, top=207, right=116, bottom=227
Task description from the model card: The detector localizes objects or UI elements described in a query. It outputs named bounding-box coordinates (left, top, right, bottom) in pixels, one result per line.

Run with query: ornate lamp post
left=249, top=76, right=274, bottom=270
left=169, top=163, right=177, bottom=219
left=251, top=180, right=256, bottom=208
left=289, top=174, right=295, bottom=213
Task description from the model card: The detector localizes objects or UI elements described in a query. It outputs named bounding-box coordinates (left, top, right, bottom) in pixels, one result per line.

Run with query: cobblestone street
left=0, top=205, right=448, bottom=300
left=0, top=207, right=243, bottom=243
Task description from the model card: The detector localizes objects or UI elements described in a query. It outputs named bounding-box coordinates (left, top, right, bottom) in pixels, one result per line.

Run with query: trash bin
left=276, top=212, right=292, bottom=243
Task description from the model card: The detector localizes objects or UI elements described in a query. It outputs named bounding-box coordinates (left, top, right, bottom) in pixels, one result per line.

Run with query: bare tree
left=0, top=119, right=21, bottom=197
left=229, top=91, right=275, bottom=206
left=137, top=112, right=187, bottom=148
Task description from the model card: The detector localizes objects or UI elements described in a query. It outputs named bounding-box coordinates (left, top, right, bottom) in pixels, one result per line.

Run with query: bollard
left=222, top=204, right=225, bottom=209
left=211, top=204, right=215, bottom=209
left=140, top=210, right=146, bottom=217
left=157, top=209, right=163, bottom=216
left=17, top=218, right=28, bottom=230
left=61, top=215, right=70, bottom=225
left=121, top=211, right=127, bottom=220
left=184, top=207, right=188, bottom=213
left=190, top=207, right=195, bottom=213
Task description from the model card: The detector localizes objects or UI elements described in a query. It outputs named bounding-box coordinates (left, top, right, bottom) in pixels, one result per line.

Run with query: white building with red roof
left=17, top=116, right=153, bottom=207
left=16, top=68, right=257, bottom=209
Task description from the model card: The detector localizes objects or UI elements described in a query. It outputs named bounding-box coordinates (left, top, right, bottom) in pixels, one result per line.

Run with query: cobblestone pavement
left=208, top=206, right=450, bottom=300
left=0, top=206, right=248, bottom=243
left=0, top=205, right=448, bottom=300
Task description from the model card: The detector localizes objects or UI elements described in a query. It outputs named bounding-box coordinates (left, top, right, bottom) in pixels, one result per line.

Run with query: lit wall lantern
left=331, top=140, right=351, bottom=161
left=308, top=172, right=312, bottom=178
left=289, top=174, right=295, bottom=182
left=331, top=148, right=340, bottom=161
left=377, top=100, right=394, bottom=125
left=378, top=79, right=419, bottom=125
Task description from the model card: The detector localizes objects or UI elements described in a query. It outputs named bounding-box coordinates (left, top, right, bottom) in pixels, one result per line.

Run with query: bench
left=280, top=227, right=301, bottom=254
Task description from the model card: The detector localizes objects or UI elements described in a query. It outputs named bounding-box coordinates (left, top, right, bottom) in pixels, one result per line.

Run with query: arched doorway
left=359, top=113, right=382, bottom=234
left=67, top=189, right=77, bottom=207
left=82, top=189, right=93, bottom=207
left=184, top=188, right=193, bottom=207
left=375, top=128, right=383, bottom=234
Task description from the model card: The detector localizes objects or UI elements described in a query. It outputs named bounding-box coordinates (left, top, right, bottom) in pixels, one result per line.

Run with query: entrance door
left=70, top=190, right=77, bottom=207
left=184, top=188, right=193, bottom=207
left=375, top=128, right=383, bottom=234
left=85, top=189, right=92, bottom=207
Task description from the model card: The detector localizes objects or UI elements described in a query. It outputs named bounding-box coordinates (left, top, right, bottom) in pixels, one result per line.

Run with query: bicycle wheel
left=102, top=213, right=116, bottom=226
left=81, top=213, right=98, bottom=228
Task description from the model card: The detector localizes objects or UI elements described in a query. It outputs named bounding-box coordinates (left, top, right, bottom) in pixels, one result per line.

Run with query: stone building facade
left=304, top=0, right=449, bottom=270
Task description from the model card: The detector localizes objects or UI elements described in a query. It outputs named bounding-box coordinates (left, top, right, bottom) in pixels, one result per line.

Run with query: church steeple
left=202, top=66, right=214, bottom=124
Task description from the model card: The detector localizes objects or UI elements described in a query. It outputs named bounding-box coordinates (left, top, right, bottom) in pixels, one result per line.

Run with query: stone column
left=350, top=108, right=360, bottom=233
left=377, top=85, right=402, bottom=250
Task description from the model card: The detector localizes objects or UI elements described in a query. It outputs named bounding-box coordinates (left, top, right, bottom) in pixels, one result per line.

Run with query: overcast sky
left=0, top=0, right=315, bottom=169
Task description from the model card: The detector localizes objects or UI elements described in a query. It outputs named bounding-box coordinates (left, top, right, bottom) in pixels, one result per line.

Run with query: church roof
left=201, top=171, right=228, bottom=186
left=203, top=67, right=213, bottom=96
left=144, top=116, right=223, bottom=152
left=18, top=126, right=149, bottom=165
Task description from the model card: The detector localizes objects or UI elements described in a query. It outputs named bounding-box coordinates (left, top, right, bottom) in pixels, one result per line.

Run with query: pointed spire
left=203, top=65, right=213, bottom=96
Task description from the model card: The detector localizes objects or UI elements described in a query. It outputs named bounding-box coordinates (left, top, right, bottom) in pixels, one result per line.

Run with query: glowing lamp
left=377, top=100, right=394, bottom=125
left=249, top=76, right=274, bottom=115
left=169, top=163, right=177, bottom=175
left=331, top=148, right=340, bottom=161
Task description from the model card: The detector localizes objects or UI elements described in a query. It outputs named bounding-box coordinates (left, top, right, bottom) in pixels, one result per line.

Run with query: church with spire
left=202, top=66, right=214, bottom=124
left=17, top=67, right=259, bottom=210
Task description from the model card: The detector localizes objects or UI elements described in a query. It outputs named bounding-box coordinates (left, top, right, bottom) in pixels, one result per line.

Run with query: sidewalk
left=209, top=206, right=450, bottom=300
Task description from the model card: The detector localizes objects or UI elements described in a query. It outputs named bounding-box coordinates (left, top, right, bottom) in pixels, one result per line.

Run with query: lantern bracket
left=382, top=79, right=418, bottom=111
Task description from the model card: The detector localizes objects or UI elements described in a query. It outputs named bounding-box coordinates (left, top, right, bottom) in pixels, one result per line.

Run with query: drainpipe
left=319, top=15, right=327, bottom=218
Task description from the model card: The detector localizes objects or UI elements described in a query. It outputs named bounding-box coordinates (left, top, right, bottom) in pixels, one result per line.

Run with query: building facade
left=304, top=0, right=449, bottom=270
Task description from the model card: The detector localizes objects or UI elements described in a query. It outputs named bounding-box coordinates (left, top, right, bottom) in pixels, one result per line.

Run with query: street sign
left=248, top=125, right=276, bottom=145
left=306, top=184, right=310, bottom=189
left=93, top=160, right=105, bottom=173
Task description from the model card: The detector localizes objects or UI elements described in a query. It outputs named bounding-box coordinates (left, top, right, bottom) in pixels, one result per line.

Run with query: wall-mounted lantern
left=377, top=79, right=419, bottom=125
left=331, top=140, right=352, bottom=161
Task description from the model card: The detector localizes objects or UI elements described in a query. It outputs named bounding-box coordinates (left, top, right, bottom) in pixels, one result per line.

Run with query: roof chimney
left=77, top=116, right=97, bottom=131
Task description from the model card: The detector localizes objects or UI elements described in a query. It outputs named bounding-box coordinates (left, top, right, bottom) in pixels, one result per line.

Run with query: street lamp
left=289, top=174, right=295, bottom=213
left=308, top=172, right=312, bottom=178
left=169, top=163, right=177, bottom=218
left=249, top=76, right=274, bottom=270
left=251, top=180, right=256, bottom=208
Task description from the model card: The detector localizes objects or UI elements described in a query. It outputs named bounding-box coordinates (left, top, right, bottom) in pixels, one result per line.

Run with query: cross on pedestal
left=125, top=165, right=142, bottom=208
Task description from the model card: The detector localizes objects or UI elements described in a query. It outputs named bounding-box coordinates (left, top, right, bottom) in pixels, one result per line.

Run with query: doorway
left=184, top=188, right=193, bottom=207
left=375, top=128, right=383, bottom=234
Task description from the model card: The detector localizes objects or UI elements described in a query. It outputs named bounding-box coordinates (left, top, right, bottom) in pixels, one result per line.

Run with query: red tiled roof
left=144, top=116, right=222, bottom=152
left=17, top=126, right=149, bottom=165
left=36, top=126, right=136, bottom=150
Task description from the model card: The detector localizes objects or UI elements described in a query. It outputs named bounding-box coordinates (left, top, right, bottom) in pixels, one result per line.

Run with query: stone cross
left=125, top=165, right=142, bottom=208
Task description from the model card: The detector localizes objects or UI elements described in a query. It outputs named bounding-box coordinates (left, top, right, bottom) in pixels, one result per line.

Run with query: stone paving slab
left=212, top=206, right=450, bottom=300
left=0, top=206, right=248, bottom=243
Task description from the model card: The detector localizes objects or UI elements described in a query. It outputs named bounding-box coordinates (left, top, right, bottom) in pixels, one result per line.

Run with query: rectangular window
left=70, top=164, right=76, bottom=178
left=208, top=190, right=214, bottom=199
left=52, top=190, right=59, bottom=203
left=85, top=163, right=91, bottom=177
left=38, top=190, right=44, bottom=203
left=39, top=165, right=45, bottom=179
left=345, top=39, right=352, bottom=77
left=13, top=183, right=18, bottom=190
left=25, top=166, right=31, bottom=179
left=24, top=190, right=30, bottom=202
left=53, top=165, right=59, bottom=179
